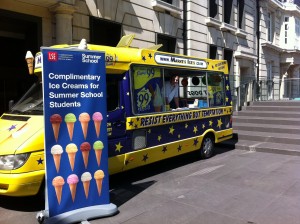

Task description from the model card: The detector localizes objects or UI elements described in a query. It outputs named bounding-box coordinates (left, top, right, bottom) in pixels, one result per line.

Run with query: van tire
left=200, top=134, right=214, bottom=159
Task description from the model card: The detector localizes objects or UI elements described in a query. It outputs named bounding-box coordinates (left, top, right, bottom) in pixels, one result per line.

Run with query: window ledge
left=205, top=17, right=222, bottom=28
left=235, top=28, right=247, bottom=38
left=152, top=0, right=182, bottom=16
left=234, top=50, right=257, bottom=60
left=220, top=23, right=237, bottom=33
left=261, top=41, right=283, bottom=52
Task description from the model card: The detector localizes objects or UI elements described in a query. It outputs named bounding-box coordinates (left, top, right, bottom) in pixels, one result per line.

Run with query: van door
left=107, top=74, right=127, bottom=174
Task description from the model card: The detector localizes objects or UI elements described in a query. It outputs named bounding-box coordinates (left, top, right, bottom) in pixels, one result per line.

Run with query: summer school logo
left=82, top=53, right=102, bottom=64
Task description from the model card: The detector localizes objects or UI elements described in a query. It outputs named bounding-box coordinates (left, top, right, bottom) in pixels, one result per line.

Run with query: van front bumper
left=0, top=170, right=44, bottom=196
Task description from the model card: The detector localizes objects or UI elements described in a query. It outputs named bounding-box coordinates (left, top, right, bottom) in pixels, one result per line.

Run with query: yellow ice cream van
left=0, top=34, right=233, bottom=196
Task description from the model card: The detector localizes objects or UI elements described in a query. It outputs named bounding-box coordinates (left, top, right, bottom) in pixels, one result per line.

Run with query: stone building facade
left=1, top=0, right=300, bottom=113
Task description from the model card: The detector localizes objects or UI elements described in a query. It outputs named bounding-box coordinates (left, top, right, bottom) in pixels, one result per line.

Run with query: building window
left=296, top=18, right=300, bottom=48
left=157, top=34, right=176, bottom=53
left=209, top=45, right=218, bottom=59
left=209, top=0, right=218, bottom=18
left=266, top=12, right=274, bottom=42
left=90, top=18, right=121, bottom=46
left=161, top=0, right=172, bottom=4
left=224, top=0, right=233, bottom=24
left=238, top=0, right=245, bottom=29
left=284, top=16, right=289, bottom=45
left=224, top=49, right=233, bottom=73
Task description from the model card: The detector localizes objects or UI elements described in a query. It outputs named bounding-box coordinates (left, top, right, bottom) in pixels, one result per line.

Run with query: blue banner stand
left=36, top=47, right=118, bottom=224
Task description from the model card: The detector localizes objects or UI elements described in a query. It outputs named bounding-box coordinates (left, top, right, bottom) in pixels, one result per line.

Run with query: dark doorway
left=0, top=10, right=41, bottom=114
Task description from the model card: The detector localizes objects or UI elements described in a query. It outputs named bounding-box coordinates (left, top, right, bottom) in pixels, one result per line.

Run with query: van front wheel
left=200, top=135, right=214, bottom=159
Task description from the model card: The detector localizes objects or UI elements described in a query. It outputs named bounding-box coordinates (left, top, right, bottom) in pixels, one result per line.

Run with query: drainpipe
left=183, top=0, right=187, bottom=55
left=256, top=0, right=260, bottom=99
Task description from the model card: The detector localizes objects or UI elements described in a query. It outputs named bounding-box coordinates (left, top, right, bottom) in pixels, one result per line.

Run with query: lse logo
left=48, top=52, right=58, bottom=62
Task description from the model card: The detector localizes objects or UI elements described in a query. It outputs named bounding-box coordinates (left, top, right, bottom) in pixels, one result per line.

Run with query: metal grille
left=132, top=130, right=147, bottom=150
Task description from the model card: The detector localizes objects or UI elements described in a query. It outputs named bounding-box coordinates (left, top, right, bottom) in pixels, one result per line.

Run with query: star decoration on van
left=37, top=157, right=43, bottom=165
left=185, top=123, right=189, bottom=128
left=202, top=123, right=206, bottom=129
left=148, top=53, right=152, bottom=59
left=142, top=55, right=146, bottom=61
left=162, top=146, right=167, bottom=153
left=226, top=85, right=230, bottom=91
left=125, top=157, right=134, bottom=166
left=177, top=145, right=182, bottom=152
left=158, top=135, right=162, bottom=141
left=8, top=124, right=17, bottom=131
left=217, top=119, right=223, bottom=129
left=193, top=138, right=199, bottom=146
left=193, top=126, right=198, bottom=134
left=169, top=126, right=175, bottom=134
left=142, top=154, right=149, bottom=162
left=209, top=120, right=213, bottom=126
left=115, top=142, right=123, bottom=152
left=128, top=120, right=134, bottom=126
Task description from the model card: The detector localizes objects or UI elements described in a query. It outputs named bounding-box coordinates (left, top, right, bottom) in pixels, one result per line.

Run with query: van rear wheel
left=200, top=135, right=214, bottom=159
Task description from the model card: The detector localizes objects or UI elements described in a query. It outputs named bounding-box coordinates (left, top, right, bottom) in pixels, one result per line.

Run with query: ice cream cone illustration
left=52, top=176, right=65, bottom=205
left=93, top=140, right=104, bottom=166
left=153, top=83, right=163, bottom=112
left=81, top=172, right=92, bottom=199
left=64, top=113, right=76, bottom=141
left=94, top=170, right=105, bottom=196
left=92, top=112, right=103, bottom=138
left=80, top=142, right=91, bottom=169
left=66, top=143, right=78, bottom=171
left=67, top=174, right=79, bottom=202
left=51, top=144, right=63, bottom=173
left=50, top=114, right=62, bottom=142
left=79, top=112, right=90, bottom=140
left=25, top=51, right=34, bottom=74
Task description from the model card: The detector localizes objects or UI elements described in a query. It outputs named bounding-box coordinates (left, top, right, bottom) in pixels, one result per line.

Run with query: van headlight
left=0, top=153, right=30, bottom=170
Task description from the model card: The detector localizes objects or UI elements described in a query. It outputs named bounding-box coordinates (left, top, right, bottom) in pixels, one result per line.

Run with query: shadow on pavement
left=0, top=193, right=44, bottom=212
left=109, top=144, right=234, bottom=206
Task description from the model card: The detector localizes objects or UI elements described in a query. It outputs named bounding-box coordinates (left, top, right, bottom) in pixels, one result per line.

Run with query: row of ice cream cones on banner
left=51, top=141, right=104, bottom=172
left=52, top=170, right=105, bottom=204
left=50, top=112, right=103, bottom=142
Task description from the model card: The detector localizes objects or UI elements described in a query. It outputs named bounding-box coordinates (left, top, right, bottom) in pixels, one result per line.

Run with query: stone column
left=50, top=2, right=77, bottom=44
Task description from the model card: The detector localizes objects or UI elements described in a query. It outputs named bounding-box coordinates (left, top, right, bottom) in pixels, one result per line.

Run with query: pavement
left=1, top=146, right=300, bottom=224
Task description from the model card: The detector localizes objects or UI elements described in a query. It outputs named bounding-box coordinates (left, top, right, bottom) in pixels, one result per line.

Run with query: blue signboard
left=40, top=48, right=117, bottom=223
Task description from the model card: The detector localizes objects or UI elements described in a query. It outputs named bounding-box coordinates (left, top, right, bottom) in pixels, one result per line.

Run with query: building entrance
left=0, top=10, right=41, bottom=114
